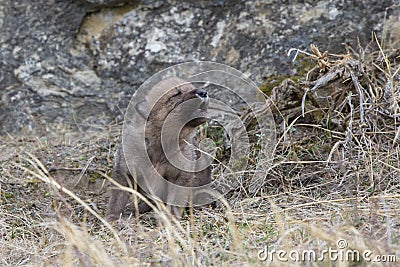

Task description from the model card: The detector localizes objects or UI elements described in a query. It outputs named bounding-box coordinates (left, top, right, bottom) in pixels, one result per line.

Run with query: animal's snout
left=196, top=88, right=208, bottom=99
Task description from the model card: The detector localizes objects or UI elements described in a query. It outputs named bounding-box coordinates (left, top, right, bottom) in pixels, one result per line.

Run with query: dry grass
left=1, top=40, right=400, bottom=266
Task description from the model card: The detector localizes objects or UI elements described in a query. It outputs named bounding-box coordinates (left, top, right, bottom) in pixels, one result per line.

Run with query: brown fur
left=106, top=78, right=211, bottom=221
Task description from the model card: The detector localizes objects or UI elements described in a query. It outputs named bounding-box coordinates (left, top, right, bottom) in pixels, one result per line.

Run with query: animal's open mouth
left=195, top=88, right=209, bottom=112
left=197, top=100, right=208, bottom=112
left=185, top=93, right=209, bottom=127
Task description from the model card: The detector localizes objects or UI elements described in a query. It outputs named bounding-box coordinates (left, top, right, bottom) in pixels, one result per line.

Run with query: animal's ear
left=135, top=100, right=150, bottom=119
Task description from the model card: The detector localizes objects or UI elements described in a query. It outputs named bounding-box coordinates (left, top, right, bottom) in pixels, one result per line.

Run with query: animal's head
left=136, top=77, right=209, bottom=131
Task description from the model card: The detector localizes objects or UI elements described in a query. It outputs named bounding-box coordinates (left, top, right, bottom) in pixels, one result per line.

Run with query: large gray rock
left=0, top=0, right=397, bottom=134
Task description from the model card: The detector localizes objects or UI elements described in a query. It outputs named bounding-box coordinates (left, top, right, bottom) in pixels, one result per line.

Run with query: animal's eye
left=172, top=91, right=182, bottom=97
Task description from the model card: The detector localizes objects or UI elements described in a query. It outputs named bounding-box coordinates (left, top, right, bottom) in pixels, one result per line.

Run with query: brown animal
left=106, top=77, right=212, bottom=221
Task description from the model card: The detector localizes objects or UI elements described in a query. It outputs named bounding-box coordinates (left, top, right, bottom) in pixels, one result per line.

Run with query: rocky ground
left=1, top=0, right=398, bottom=134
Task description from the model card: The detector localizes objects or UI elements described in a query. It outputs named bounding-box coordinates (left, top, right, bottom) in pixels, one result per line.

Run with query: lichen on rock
left=0, top=0, right=397, bottom=134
